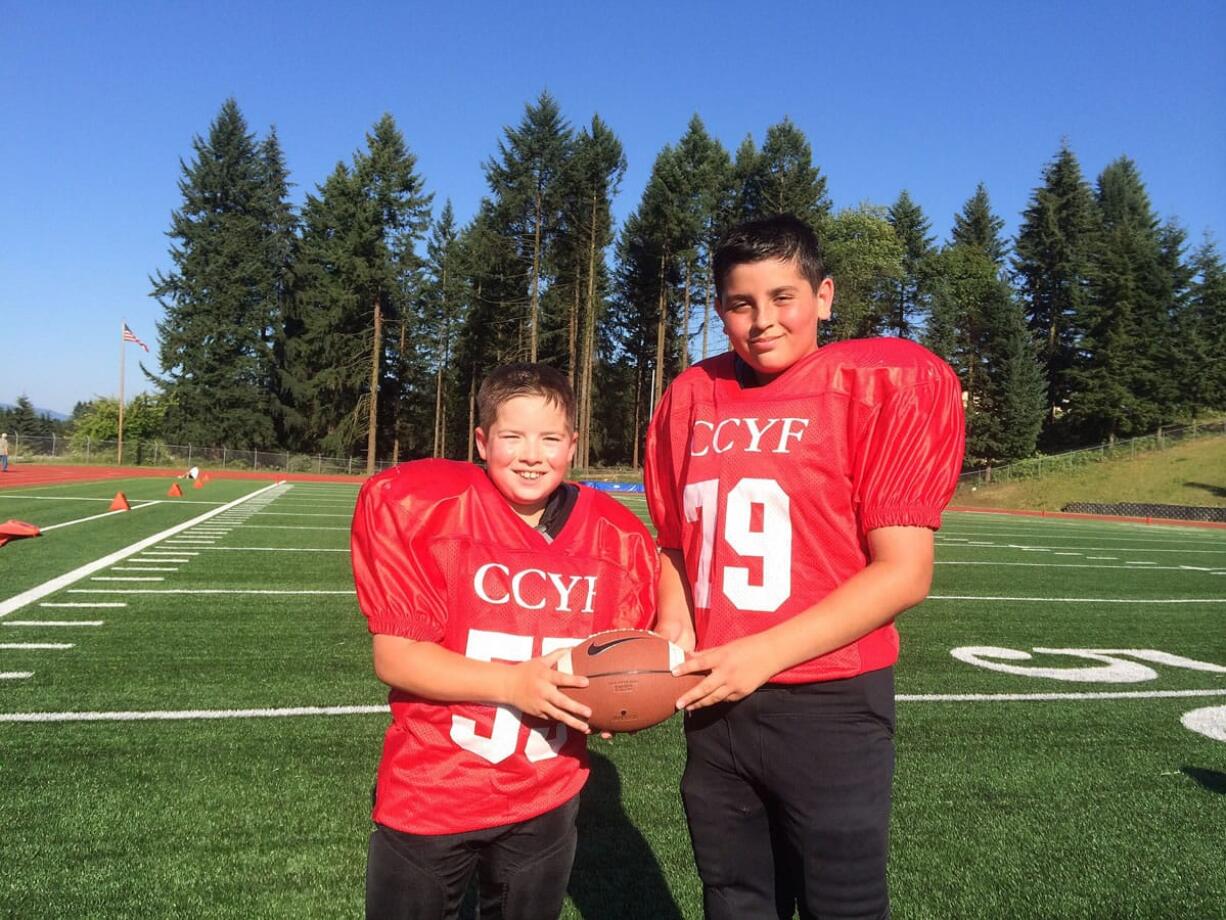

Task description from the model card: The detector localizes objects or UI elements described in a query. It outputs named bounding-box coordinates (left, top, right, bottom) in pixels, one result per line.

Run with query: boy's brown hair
left=713, top=213, right=830, bottom=300
left=476, top=363, right=576, bottom=432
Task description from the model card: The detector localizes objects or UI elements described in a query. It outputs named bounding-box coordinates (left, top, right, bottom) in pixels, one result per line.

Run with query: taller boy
left=646, top=215, right=965, bottom=919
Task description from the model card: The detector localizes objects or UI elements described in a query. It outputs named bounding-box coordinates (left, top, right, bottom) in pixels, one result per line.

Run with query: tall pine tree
left=886, top=190, right=934, bottom=338
left=151, top=99, right=296, bottom=449
left=290, top=114, right=431, bottom=468
left=1013, top=143, right=1099, bottom=441
left=483, top=92, right=573, bottom=362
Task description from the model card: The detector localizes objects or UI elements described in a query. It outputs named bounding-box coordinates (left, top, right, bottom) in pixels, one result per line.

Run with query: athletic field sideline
left=1, top=477, right=1223, bottom=919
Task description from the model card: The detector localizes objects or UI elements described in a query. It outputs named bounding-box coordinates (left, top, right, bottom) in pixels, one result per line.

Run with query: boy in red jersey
left=352, top=363, right=658, bottom=920
left=646, top=215, right=965, bottom=919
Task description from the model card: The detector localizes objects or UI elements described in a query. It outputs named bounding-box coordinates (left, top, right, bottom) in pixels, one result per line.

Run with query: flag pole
left=118, top=320, right=126, bottom=465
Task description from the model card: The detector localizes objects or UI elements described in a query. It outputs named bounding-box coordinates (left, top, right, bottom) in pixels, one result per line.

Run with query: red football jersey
left=646, top=338, right=965, bottom=684
left=351, top=459, right=657, bottom=835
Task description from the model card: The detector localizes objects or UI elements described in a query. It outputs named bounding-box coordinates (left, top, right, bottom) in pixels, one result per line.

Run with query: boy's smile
left=717, top=257, right=834, bottom=384
left=475, top=394, right=577, bottom=526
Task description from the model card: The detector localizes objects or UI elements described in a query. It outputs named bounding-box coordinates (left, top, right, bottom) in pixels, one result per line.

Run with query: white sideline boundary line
left=6, top=689, right=1226, bottom=723
left=0, top=482, right=285, bottom=619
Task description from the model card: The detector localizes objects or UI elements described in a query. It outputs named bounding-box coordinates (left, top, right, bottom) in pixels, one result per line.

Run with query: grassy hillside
left=952, top=435, right=1226, bottom=511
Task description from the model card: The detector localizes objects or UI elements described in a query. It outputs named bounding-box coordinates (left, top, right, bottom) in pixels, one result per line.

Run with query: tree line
left=119, top=94, right=1224, bottom=471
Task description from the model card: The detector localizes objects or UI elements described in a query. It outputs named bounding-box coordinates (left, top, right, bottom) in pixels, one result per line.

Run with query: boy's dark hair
left=713, top=214, right=830, bottom=299
left=476, top=363, right=576, bottom=432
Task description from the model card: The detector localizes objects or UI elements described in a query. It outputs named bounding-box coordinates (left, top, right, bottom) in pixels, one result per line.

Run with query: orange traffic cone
left=109, top=492, right=130, bottom=511
left=167, top=482, right=183, bottom=497
left=193, top=478, right=205, bottom=490
left=202, top=472, right=211, bottom=483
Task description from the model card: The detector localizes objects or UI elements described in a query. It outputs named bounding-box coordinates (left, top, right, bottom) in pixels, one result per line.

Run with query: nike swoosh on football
left=586, top=636, right=644, bottom=656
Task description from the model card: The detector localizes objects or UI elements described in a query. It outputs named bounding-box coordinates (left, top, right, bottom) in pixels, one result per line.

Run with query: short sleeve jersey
left=351, top=459, right=658, bottom=835
left=645, top=338, right=965, bottom=684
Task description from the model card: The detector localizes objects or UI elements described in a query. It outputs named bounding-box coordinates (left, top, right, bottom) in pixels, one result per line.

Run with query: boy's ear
left=816, top=276, right=834, bottom=320
left=474, top=426, right=489, bottom=461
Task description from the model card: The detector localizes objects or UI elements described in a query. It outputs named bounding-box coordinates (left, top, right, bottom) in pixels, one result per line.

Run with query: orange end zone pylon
left=167, top=482, right=183, bottom=497
left=0, top=519, right=41, bottom=548
left=109, top=492, right=131, bottom=511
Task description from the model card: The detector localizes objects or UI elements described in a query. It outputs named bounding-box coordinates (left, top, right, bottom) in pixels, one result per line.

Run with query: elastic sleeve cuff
left=364, top=612, right=443, bottom=642
left=860, top=505, right=945, bottom=532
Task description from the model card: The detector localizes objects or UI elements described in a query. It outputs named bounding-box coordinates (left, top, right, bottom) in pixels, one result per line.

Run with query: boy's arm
left=372, top=635, right=594, bottom=734
left=653, top=547, right=696, bottom=652
left=672, top=526, right=933, bottom=710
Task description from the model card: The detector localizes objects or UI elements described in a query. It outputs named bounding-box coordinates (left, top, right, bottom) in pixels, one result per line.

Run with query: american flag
left=123, top=323, right=150, bottom=352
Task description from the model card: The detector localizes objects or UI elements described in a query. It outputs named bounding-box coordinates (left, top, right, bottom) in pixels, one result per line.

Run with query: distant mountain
left=0, top=402, right=70, bottom=421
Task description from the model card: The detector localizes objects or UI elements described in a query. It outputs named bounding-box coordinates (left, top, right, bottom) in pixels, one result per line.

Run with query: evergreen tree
left=1013, top=144, right=1099, bottom=438
left=483, top=92, right=573, bottom=362
left=1181, top=238, right=1226, bottom=412
left=926, top=245, right=1042, bottom=462
left=739, top=119, right=831, bottom=227
left=611, top=144, right=695, bottom=465
left=822, top=206, right=903, bottom=342
left=9, top=395, right=40, bottom=437
left=421, top=201, right=467, bottom=459
left=951, top=182, right=1007, bottom=266
left=1068, top=157, right=1174, bottom=440
left=291, top=114, right=431, bottom=468
left=886, top=190, right=935, bottom=337
left=150, top=99, right=297, bottom=450
left=562, top=116, right=626, bottom=467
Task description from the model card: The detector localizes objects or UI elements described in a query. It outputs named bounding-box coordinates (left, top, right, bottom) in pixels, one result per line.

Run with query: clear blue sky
left=2, top=0, right=1223, bottom=415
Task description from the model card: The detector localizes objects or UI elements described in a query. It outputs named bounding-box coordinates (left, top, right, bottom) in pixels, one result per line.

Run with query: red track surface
left=0, top=464, right=364, bottom=489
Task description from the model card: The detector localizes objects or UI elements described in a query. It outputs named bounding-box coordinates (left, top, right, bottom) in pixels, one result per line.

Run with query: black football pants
left=365, top=795, right=579, bottom=920
left=681, top=667, right=896, bottom=920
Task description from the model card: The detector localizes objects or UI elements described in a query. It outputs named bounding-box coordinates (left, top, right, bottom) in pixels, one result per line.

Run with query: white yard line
left=235, top=525, right=349, bottom=531
left=934, top=561, right=1226, bottom=572
left=41, top=502, right=160, bottom=532
left=0, top=672, right=34, bottom=680
left=90, top=576, right=164, bottom=582
left=40, top=602, right=126, bottom=608
left=899, top=689, right=1226, bottom=702
left=0, top=482, right=285, bottom=619
left=111, top=567, right=179, bottom=572
left=197, top=547, right=349, bottom=552
left=0, top=705, right=386, bottom=722
left=6, top=688, right=1226, bottom=723
left=927, top=595, right=1226, bottom=604
left=4, top=620, right=104, bottom=627
left=0, top=643, right=73, bottom=649
left=66, top=588, right=354, bottom=595
left=936, top=543, right=1226, bottom=555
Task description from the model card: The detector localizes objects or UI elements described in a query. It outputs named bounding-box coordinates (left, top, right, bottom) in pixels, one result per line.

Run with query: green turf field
left=1, top=478, right=1224, bottom=919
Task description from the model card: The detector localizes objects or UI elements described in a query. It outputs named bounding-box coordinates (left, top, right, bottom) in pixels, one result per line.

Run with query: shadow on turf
left=1185, top=481, right=1226, bottom=498
left=569, top=751, right=685, bottom=919
left=458, top=752, right=684, bottom=919
left=1182, top=766, right=1226, bottom=794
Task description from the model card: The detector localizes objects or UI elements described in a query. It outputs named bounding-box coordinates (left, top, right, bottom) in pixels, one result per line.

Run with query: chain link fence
left=957, top=418, right=1226, bottom=489
left=0, top=433, right=399, bottom=477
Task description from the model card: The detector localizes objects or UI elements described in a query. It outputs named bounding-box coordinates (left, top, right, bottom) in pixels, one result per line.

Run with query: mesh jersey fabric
left=645, top=338, right=965, bottom=684
left=351, top=459, right=658, bottom=834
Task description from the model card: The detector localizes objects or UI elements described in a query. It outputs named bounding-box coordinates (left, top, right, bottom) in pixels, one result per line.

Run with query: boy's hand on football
left=504, top=648, right=592, bottom=734
left=671, top=635, right=777, bottom=711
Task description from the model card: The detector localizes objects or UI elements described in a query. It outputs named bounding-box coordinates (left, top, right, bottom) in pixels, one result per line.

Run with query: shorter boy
left=351, top=363, right=658, bottom=920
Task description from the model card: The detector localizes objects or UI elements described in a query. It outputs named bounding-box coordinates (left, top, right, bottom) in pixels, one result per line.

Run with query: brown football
left=557, top=628, right=701, bottom=733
